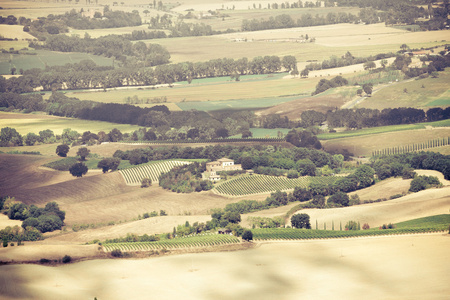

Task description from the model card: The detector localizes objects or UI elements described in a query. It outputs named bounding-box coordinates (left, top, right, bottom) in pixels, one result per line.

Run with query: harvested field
left=1, top=234, right=449, bottom=299
left=0, top=111, right=139, bottom=135
left=322, top=127, right=450, bottom=157
left=0, top=214, right=22, bottom=229
left=0, top=25, right=35, bottom=40
left=256, top=92, right=349, bottom=119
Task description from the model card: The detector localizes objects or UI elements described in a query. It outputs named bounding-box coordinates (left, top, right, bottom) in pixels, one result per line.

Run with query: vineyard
left=252, top=226, right=448, bottom=241
left=213, top=174, right=338, bottom=196
left=372, top=137, right=450, bottom=156
left=102, top=233, right=240, bottom=252
left=119, top=160, right=192, bottom=185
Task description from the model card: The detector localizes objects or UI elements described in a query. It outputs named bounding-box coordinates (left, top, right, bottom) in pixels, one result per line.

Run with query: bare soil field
left=1, top=234, right=449, bottom=299
left=256, top=92, right=349, bottom=119
left=322, top=127, right=450, bottom=157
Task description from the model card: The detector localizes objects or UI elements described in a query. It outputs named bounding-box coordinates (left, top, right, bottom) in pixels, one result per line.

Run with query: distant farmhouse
left=206, top=158, right=242, bottom=181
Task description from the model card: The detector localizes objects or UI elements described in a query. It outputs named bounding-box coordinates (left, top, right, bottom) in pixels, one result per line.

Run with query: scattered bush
left=381, top=223, right=396, bottom=229
left=141, top=177, right=152, bottom=188
left=345, top=220, right=358, bottom=231
left=111, top=249, right=123, bottom=257
left=62, top=255, right=72, bottom=263
left=39, top=258, right=51, bottom=264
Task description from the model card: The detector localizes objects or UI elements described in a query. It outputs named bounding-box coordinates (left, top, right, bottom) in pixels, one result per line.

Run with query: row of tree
left=2, top=55, right=296, bottom=93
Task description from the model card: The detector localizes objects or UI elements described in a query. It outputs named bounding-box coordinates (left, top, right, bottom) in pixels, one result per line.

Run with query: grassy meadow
left=0, top=50, right=114, bottom=75
left=358, top=69, right=450, bottom=110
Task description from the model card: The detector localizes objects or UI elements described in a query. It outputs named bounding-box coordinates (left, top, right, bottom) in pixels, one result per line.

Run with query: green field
left=0, top=111, right=140, bottom=135
left=0, top=50, right=114, bottom=75
left=214, top=174, right=338, bottom=196
left=252, top=226, right=448, bottom=241
left=395, top=214, right=450, bottom=229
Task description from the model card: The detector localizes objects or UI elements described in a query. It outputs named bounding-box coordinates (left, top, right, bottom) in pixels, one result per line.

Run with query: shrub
left=242, top=230, right=253, bottom=241
left=141, top=178, right=152, bottom=188
left=381, top=223, right=396, bottom=229
left=287, top=170, right=299, bottom=179
left=10, top=242, right=14, bottom=246
left=362, top=223, right=370, bottom=230
left=62, top=255, right=72, bottom=263
left=111, top=249, right=123, bottom=257
left=39, top=258, right=51, bottom=264
left=345, top=220, right=358, bottom=231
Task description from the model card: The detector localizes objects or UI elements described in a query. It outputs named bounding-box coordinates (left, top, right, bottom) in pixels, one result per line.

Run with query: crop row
left=214, top=175, right=338, bottom=196
left=103, top=234, right=240, bottom=252
left=252, top=227, right=448, bottom=240
left=119, top=160, right=191, bottom=185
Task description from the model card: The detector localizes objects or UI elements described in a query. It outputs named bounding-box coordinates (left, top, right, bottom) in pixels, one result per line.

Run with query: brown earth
left=0, top=234, right=449, bottom=299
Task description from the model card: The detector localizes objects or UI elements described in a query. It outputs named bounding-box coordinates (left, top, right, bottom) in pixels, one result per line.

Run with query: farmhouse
left=205, top=158, right=242, bottom=181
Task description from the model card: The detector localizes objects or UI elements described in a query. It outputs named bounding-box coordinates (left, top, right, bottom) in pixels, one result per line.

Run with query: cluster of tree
left=25, top=8, right=141, bottom=39
left=409, top=175, right=441, bottom=192
left=0, top=15, right=18, bottom=25
left=158, top=162, right=213, bottom=193
left=335, top=0, right=429, bottom=26
left=304, top=51, right=395, bottom=72
left=7, top=201, right=66, bottom=234
left=312, top=75, right=348, bottom=95
left=248, top=216, right=285, bottom=229
left=372, top=151, right=450, bottom=180
left=0, top=225, right=42, bottom=244
left=242, top=12, right=358, bottom=31
left=324, top=107, right=450, bottom=130
left=285, top=129, right=322, bottom=149
left=31, top=35, right=170, bottom=67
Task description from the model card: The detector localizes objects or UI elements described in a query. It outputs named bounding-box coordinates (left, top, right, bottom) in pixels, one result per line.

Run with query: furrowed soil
left=1, top=234, right=449, bottom=299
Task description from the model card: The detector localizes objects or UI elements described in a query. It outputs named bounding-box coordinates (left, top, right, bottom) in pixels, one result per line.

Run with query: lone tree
left=76, top=147, right=90, bottom=161
left=242, top=230, right=253, bottom=242
left=362, top=83, right=373, bottom=96
left=56, top=144, right=70, bottom=157
left=291, top=213, right=311, bottom=229
left=69, top=162, right=88, bottom=177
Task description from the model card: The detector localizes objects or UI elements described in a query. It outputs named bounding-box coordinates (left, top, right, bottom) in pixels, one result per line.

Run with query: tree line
left=302, top=106, right=450, bottom=130
left=2, top=55, right=296, bottom=93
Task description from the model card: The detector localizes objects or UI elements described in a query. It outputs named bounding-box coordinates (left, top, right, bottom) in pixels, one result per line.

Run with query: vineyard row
left=119, top=160, right=191, bottom=185
left=214, top=174, right=338, bottom=196
left=103, top=234, right=240, bottom=252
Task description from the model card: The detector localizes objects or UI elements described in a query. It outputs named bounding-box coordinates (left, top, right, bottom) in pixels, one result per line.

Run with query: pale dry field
left=1, top=233, right=449, bottom=300
left=0, top=25, right=35, bottom=40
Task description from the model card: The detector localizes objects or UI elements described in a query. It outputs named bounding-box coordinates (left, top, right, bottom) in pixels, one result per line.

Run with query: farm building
left=205, top=158, right=242, bottom=181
